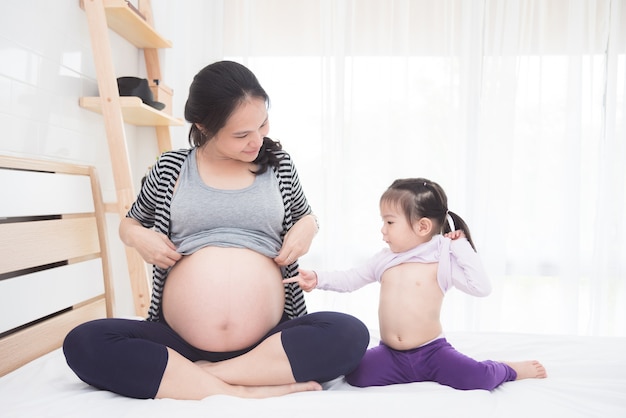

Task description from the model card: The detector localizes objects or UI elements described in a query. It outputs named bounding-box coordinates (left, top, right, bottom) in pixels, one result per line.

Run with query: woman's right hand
left=119, top=217, right=182, bottom=269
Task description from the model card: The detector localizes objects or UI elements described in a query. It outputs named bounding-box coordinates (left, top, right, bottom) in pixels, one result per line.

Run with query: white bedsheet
left=2, top=331, right=625, bottom=418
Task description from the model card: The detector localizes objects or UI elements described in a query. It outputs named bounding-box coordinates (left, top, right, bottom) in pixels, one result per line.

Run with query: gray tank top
left=169, top=149, right=284, bottom=257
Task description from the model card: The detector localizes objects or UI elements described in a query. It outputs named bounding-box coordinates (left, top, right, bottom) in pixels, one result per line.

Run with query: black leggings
left=63, top=311, right=369, bottom=399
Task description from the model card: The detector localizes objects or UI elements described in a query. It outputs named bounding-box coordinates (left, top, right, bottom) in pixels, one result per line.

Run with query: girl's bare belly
left=378, top=262, right=444, bottom=351
left=162, top=246, right=285, bottom=352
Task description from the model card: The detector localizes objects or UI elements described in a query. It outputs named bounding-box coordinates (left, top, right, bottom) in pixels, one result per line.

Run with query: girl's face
left=209, top=97, right=270, bottom=163
left=380, top=201, right=425, bottom=253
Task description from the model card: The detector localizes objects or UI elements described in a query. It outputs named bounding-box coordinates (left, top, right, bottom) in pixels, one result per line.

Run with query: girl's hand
left=444, top=230, right=466, bottom=240
left=282, top=269, right=318, bottom=292
left=274, top=214, right=318, bottom=266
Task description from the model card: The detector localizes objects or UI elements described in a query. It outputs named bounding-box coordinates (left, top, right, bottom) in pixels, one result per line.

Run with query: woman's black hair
left=184, top=60, right=282, bottom=173
left=380, top=178, right=477, bottom=251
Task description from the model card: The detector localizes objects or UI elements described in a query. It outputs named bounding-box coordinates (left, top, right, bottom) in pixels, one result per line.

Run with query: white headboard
left=0, top=156, right=114, bottom=376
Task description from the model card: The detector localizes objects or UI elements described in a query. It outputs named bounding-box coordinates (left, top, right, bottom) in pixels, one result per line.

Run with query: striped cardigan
left=127, top=148, right=310, bottom=321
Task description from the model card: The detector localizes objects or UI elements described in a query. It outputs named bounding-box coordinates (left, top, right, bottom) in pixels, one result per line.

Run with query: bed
left=1, top=156, right=625, bottom=418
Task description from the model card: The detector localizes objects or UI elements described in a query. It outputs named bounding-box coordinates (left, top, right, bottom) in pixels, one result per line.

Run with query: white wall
left=0, top=0, right=185, bottom=316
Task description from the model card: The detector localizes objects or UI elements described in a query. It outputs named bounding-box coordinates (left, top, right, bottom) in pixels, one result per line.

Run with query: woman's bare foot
left=195, top=360, right=212, bottom=369
left=227, top=381, right=322, bottom=399
left=194, top=359, right=322, bottom=398
left=505, top=360, right=547, bottom=380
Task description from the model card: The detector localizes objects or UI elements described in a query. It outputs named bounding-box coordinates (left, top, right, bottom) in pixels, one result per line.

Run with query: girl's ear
left=415, top=217, right=434, bottom=236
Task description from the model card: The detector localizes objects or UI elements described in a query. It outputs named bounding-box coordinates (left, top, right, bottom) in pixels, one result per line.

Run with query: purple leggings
left=346, top=338, right=516, bottom=390
left=63, top=311, right=368, bottom=399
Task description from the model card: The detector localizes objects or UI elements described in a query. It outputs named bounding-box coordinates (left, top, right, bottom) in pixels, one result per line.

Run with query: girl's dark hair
left=184, top=60, right=282, bottom=173
left=380, top=178, right=477, bottom=251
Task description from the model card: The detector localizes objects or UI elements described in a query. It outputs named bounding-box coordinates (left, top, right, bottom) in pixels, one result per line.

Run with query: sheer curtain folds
left=162, top=0, right=625, bottom=336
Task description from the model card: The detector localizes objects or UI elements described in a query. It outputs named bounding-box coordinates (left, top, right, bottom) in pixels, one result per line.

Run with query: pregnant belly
left=162, top=246, right=285, bottom=352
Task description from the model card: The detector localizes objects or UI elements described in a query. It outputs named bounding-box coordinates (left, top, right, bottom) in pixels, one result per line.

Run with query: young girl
left=285, top=178, right=547, bottom=390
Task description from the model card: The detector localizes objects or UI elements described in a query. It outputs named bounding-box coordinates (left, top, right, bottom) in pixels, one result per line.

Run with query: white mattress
left=2, top=330, right=625, bottom=418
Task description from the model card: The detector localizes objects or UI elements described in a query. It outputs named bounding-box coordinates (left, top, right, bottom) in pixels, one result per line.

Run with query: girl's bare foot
left=505, top=360, right=547, bottom=380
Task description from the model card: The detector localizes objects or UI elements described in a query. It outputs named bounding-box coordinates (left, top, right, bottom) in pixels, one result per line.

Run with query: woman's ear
left=415, top=217, right=434, bottom=236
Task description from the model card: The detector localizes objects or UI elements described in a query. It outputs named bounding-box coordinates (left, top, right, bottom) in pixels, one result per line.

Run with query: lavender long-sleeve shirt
left=316, top=235, right=491, bottom=297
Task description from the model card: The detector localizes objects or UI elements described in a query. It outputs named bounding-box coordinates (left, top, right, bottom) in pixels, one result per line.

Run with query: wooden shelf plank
left=81, top=0, right=173, bottom=48
left=80, top=96, right=184, bottom=126
left=81, top=0, right=172, bottom=316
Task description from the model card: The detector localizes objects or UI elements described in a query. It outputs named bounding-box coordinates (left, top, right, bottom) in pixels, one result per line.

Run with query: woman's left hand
left=274, top=214, right=318, bottom=266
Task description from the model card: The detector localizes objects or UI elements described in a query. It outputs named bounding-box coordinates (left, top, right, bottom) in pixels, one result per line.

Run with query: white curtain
left=160, top=0, right=626, bottom=337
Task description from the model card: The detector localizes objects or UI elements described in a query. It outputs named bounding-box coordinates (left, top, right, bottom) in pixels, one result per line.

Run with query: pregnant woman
left=63, top=60, right=369, bottom=400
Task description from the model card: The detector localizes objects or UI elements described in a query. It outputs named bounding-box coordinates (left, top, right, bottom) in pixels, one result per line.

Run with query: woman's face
left=210, top=97, right=270, bottom=163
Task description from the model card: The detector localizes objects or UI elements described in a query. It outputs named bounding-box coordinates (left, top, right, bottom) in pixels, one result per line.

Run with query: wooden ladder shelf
left=80, top=0, right=179, bottom=317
